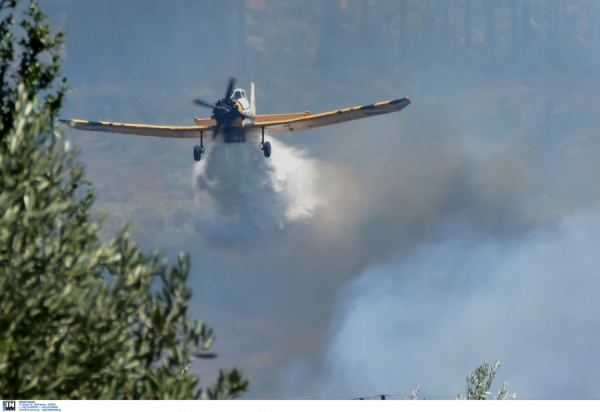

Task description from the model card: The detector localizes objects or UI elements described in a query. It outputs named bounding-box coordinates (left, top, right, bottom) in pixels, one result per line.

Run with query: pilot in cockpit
left=231, top=89, right=249, bottom=109
left=231, top=90, right=247, bottom=100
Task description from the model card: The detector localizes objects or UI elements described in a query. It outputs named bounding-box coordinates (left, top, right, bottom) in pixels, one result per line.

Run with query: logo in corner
left=2, top=401, right=16, bottom=411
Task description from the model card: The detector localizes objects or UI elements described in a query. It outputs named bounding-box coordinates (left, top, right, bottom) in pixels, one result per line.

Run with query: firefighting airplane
left=59, top=78, right=411, bottom=161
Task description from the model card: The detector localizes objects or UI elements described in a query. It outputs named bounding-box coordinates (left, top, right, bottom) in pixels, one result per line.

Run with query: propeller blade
left=224, top=77, right=236, bottom=101
left=213, top=123, right=222, bottom=138
left=192, top=98, right=218, bottom=110
left=240, top=113, right=255, bottom=121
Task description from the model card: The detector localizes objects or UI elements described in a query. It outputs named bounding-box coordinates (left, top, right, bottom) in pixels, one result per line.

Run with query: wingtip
left=58, top=118, right=80, bottom=127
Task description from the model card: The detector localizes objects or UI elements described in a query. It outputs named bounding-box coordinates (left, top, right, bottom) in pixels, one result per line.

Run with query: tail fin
left=250, top=82, right=256, bottom=117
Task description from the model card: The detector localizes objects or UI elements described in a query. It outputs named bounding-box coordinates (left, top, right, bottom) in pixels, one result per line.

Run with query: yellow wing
left=244, top=97, right=411, bottom=135
left=59, top=97, right=410, bottom=138
left=58, top=119, right=212, bottom=138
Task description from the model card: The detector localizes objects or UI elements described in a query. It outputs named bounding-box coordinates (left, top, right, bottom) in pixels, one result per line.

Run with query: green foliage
left=1, top=0, right=67, bottom=140
left=0, top=1, right=247, bottom=399
left=456, top=361, right=516, bottom=400
left=0, top=86, right=248, bottom=399
left=410, top=386, right=419, bottom=400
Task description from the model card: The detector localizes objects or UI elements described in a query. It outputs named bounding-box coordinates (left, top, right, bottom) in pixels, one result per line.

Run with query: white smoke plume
left=192, top=134, right=321, bottom=250
left=286, top=207, right=600, bottom=399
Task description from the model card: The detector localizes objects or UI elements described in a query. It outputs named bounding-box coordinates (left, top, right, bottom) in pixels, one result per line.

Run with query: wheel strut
left=193, top=131, right=205, bottom=162
left=260, top=127, right=271, bottom=158
left=260, top=127, right=265, bottom=150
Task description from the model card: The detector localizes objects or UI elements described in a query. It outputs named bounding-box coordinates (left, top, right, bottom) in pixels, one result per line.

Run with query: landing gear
left=262, top=141, right=271, bottom=158
left=259, top=127, right=271, bottom=158
left=193, top=145, right=202, bottom=161
left=194, top=131, right=205, bottom=161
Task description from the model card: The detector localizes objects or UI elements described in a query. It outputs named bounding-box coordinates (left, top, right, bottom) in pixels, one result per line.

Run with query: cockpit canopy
left=231, top=89, right=247, bottom=100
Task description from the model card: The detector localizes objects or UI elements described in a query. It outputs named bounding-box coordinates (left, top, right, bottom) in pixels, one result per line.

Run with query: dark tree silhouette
left=315, top=1, right=343, bottom=74
left=464, top=0, right=472, bottom=52
left=521, top=0, right=531, bottom=55
left=484, top=0, right=496, bottom=52
left=236, top=0, right=246, bottom=76
left=399, top=0, right=408, bottom=59
left=546, top=0, right=560, bottom=66
left=510, top=0, right=518, bottom=61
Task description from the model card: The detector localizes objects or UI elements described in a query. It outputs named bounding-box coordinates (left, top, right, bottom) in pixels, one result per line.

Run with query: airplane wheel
left=193, top=145, right=202, bottom=161
left=263, top=141, right=271, bottom=158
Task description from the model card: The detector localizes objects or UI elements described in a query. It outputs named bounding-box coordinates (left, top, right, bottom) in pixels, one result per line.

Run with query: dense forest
left=231, top=0, right=600, bottom=78
left=320, top=0, right=598, bottom=72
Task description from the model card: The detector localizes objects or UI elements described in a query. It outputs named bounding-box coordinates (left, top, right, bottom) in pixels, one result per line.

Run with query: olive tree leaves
left=1, top=0, right=67, bottom=141
left=0, top=2, right=248, bottom=399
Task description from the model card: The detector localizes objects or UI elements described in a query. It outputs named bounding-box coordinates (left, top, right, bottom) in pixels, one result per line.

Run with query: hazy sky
left=45, top=0, right=600, bottom=399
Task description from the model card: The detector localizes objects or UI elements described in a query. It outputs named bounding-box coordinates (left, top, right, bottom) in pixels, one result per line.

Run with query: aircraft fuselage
left=220, top=88, right=254, bottom=142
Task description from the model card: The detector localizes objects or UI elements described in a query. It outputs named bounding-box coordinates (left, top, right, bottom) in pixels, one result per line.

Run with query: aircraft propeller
left=192, top=77, right=254, bottom=137
left=191, top=98, right=217, bottom=110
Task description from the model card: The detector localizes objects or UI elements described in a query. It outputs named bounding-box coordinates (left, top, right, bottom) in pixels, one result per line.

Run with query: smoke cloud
left=286, top=207, right=600, bottom=400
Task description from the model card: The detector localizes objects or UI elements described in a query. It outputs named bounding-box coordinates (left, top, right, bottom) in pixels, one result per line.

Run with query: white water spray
left=192, top=134, right=321, bottom=250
